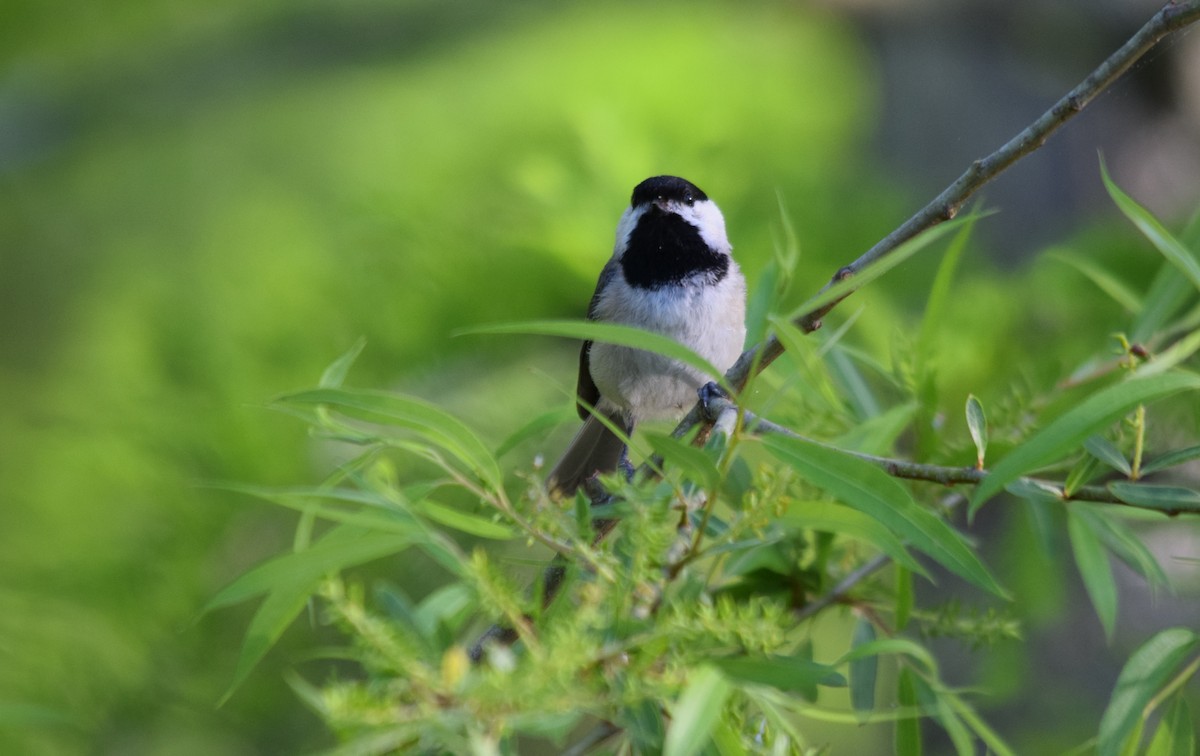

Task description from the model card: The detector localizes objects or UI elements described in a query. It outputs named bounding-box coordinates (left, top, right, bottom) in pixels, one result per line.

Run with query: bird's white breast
left=589, top=267, right=746, bottom=421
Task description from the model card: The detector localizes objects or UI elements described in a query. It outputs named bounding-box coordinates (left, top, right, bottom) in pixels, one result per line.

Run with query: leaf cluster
left=214, top=174, right=1200, bottom=755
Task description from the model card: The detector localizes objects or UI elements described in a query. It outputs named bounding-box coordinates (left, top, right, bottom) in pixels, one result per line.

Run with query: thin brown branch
left=702, top=396, right=1196, bottom=516
left=718, top=0, right=1200, bottom=395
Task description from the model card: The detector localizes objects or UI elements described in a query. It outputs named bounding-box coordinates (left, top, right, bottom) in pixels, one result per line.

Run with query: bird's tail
left=546, top=410, right=632, bottom=497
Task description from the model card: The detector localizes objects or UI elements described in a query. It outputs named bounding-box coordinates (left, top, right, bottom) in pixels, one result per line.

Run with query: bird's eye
left=684, top=194, right=695, bottom=206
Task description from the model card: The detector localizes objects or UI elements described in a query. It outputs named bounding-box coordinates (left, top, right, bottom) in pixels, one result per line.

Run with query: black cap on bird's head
left=631, top=176, right=709, bottom=208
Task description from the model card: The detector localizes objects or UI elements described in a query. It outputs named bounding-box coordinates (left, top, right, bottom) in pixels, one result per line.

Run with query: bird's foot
left=698, top=381, right=731, bottom=420
left=618, top=446, right=635, bottom=482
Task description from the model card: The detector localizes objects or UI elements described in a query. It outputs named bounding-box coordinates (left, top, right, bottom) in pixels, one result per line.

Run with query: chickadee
left=547, top=176, right=747, bottom=496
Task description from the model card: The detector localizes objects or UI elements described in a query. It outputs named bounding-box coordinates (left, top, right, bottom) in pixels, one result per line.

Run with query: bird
left=547, top=175, right=747, bottom=496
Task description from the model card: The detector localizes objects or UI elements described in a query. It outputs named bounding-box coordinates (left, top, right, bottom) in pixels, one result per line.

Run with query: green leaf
left=213, top=482, right=421, bottom=535
left=1146, top=695, right=1194, bottom=756
left=787, top=213, right=987, bottom=322
left=827, top=342, right=882, bottom=419
left=1075, top=508, right=1169, bottom=592
left=414, top=583, right=475, bottom=641
left=619, top=699, right=666, bottom=753
left=1004, top=479, right=1063, bottom=505
left=220, top=579, right=318, bottom=704
left=917, top=214, right=975, bottom=364
left=835, top=401, right=917, bottom=457
left=711, top=655, right=845, bottom=700
left=849, top=619, right=878, bottom=716
left=663, top=666, right=732, bottom=756
left=1136, top=327, right=1200, bottom=378
left=1107, top=482, right=1200, bottom=514
left=837, top=637, right=938, bottom=676
left=1131, top=262, right=1196, bottom=344
left=1097, top=627, right=1200, bottom=756
left=1067, top=508, right=1117, bottom=641
left=494, top=406, right=576, bottom=459
left=1085, top=436, right=1132, bottom=476
left=460, top=319, right=733, bottom=392
left=914, top=218, right=976, bottom=460
left=1141, top=444, right=1200, bottom=476
left=895, top=668, right=923, bottom=756
left=645, top=432, right=722, bottom=492
left=709, top=717, right=749, bottom=756
left=970, top=372, right=1200, bottom=513
left=1064, top=454, right=1103, bottom=498
left=413, top=500, right=514, bottom=540
left=204, top=527, right=419, bottom=612
left=943, top=689, right=1018, bottom=756
left=895, top=566, right=914, bottom=632
left=278, top=387, right=503, bottom=490
left=1102, top=159, right=1200, bottom=293
left=779, top=501, right=927, bottom=576
left=1050, top=252, right=1143, bottom=313
left=319, top=337, right=367, bottom=388
left=764, top=435, right=1005, bottom=597
left=965, top=394, right=988, bottom=468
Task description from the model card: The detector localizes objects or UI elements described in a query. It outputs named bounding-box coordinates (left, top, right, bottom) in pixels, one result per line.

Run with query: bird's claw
left=698, top=382, right=730, bottom=419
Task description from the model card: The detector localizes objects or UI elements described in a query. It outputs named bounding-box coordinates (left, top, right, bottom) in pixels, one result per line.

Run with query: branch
left=703, top=395, right=1196, bottom=516
left=718, top=0, right=1200, bottom=393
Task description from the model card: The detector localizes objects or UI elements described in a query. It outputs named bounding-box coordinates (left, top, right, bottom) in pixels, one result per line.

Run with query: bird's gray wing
left=575, top=259, right=620, bottom=420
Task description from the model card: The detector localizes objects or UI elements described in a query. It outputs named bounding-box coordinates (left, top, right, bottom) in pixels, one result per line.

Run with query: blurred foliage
left=2, top=0, right=1198, bottom=754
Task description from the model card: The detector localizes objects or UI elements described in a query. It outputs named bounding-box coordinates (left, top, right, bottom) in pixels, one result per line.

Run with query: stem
left=1131, top=404, right=1146, bottom=480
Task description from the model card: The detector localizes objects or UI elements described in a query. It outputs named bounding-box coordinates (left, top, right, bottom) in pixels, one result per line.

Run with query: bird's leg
left=697, top=381, right=730, bottom=421
left=618, top=445, right=635, bottom=481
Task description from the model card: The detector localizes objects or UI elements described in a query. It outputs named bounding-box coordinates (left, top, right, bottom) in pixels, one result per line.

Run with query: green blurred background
left=2, top=0, right=1198, bottom=753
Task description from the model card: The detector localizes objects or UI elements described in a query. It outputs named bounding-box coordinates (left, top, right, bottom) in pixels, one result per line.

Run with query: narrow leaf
left=970, top=372, right=1200, bottom=512
left=1107, top=482, right=1200, bottom=514
left=1075, top=508, right=1169, bottom=592
left=1131, top=262, right=1196, bottom=344
left=1050, top=252, right=1143, bottom=313
left=1136, top=327, right=1200, bottom=378
left=494, top=406, right=576, bottom=459
left=787, top=214, right=986, bottom=321
left=278, top=388, right=503, bottom=490
left=1097, top=627, right=1200, bottom=756
left=1141, top=444, right=1200, bottom=476
left=461, top=320, right=731, bottom=392
left=413, top=500, right=514, bottom=540
left=764, top=435, right=1005, bottom=596
left=1085, top=436, right=1132, bottom=476
left=895, top=566, right=914, bottom=632
left=220, top=579, right=317, bottom=704
left=1102, top=160, right=1200, bottom=292
left=319, top=338, right=367, bottom=388
left=711, top=655, right=845, bottom=700
left=849, top=619, right=879, bottom=716
left=1067, top=509, right=1117, bottom=641
left=835, top=401, right=917, bottom=457
left=965, top=395, right=988, bottom=468
left=1146, top=695, right=1194, bottom=756
left=204, top=528, right=418, bottom=612
left=837, top=637, right=938, bottom=676
left=645, top=432, right=722, bottom=493
left=1064, top=454, right=1103, bottom=498
left=779, top=501, right=927, bottom=576
left=664, top=666, right=732, bottom=756
left=895, top=668, right=923, bottom=756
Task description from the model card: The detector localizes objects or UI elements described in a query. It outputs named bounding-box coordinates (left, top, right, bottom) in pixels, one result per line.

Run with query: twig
left=701, top=395, right=1198, bottom=515
left=716, top=0, right=1200, bottom=394
left=795, top=554, right=892, bottom=623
